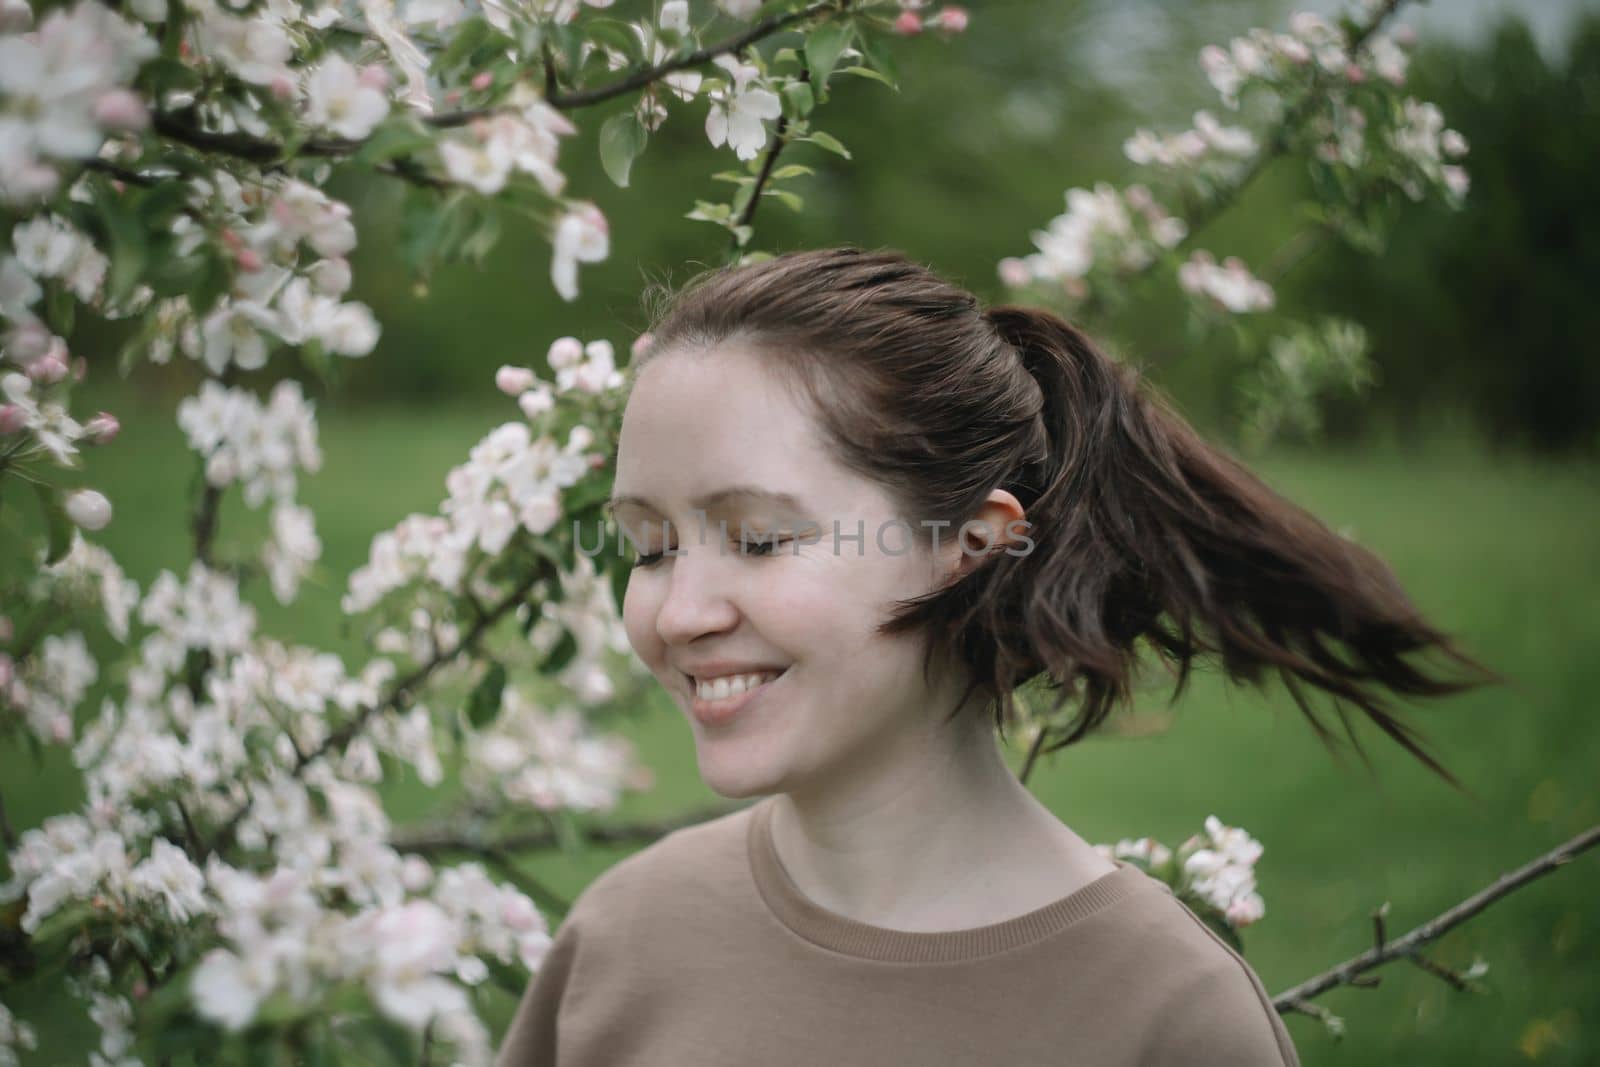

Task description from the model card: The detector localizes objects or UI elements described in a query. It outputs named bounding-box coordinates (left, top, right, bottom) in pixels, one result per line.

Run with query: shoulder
left=562, top=799, right=756, bottom=931
left=1104, top=877, right=1298, bottom=1067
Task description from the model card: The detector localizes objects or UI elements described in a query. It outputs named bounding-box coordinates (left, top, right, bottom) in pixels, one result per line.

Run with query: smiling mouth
left=685, top=667, right=790, bottom=726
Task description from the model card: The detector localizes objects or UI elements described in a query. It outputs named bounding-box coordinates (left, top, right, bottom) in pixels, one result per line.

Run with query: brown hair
left=636, top=245, right=1502, bottom=787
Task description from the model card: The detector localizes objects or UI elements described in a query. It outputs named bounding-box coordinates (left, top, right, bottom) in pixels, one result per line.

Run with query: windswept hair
left=635, top=246, right=1503, bottom=786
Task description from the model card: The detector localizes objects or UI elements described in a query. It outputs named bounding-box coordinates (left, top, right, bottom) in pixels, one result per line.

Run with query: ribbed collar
left=746, top=795, right=1151, bottom=964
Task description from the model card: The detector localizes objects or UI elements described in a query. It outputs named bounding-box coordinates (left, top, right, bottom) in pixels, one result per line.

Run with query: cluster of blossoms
left=149, top=173, right=380, bottom=375
left=1384, top=97, right=1470, bottom=204
left=1199, top=8, right=1408, bottom=112
left=1182, top=815, right=1268, bottom=927
left=438, top=86, right=577, bottom=196
left=2, top=629, right=94, bottom=744
left=0, top=0, right=154, bottom=206
left=464, top=686, right=652, bottom=811
left=177, top=376, right=325, bottom=595
left=1095, top=815, right=1267, bottom=930
left=0, top=534, right=139, bottom=742
left=177, top=379, right=321, bottom=508
left=1123, top=109, right=1258, bottom=173
left=1177, top=250, right=1276, bottom=314
left=999, top=182, right=1187, bottom=299
left=346, top=338, right=619, bottom=614
left=0, top=542, right=578, bottom=1054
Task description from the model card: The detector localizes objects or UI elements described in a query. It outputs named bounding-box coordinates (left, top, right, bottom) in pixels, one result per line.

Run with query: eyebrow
left=605, top=485, right=810, bottom=516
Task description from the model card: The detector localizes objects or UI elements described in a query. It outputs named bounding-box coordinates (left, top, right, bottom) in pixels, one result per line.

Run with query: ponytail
left=890, top=304, right=1503, bottom=788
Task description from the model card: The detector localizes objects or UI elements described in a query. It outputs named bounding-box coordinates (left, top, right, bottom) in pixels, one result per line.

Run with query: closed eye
left=739, top=536, right=791, bottom=558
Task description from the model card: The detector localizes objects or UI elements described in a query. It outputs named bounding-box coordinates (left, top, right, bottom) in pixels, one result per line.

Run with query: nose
left=653, top=540, right=740, bottom=648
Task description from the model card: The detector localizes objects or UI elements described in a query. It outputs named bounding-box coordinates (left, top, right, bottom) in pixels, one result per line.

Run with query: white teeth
left=695, top=671, right=780, bottom=700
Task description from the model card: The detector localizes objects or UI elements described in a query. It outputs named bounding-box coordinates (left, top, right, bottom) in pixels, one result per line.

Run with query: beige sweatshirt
left=495, top=795, right=1301, bottom=1066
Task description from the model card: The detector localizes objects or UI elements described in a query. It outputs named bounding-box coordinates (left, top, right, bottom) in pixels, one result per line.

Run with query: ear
left=949, top=489, right=1028, bottom=581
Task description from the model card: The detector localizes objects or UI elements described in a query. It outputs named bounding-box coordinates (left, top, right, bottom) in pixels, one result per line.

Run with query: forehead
left=614, top=345, right=830, bottom=504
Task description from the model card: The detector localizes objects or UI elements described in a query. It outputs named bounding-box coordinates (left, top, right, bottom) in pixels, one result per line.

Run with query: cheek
left=620, top=576, right=663, bottom=663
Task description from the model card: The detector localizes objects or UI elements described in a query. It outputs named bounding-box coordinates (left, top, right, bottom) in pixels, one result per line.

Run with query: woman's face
left=611, top=343, right=971, bottom=801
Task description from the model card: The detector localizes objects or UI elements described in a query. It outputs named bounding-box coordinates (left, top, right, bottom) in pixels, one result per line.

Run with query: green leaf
left=856, top=29, right=900, bottom=88
left=32, top=482, right=72, bottom=564
left=769, top=163, right=815, bottom=180
left=354, top=117, right=436, bottom=168
left=460, top=204, right=503, bottom=264
left=467, top=661, right=507, bottom=728
left=96, top=187, right=149, bottom=308
left=599, top=111, right=648, bottom=189
left=585, top=18, right=645, bottom=65
left=437, top=16, right=494, bottom=72
left=781, top=79, right=815, bottom=118
left=763, top=187, right=804, bottom=212
left=805, top=21, right=854, bottom=89
left=539, top=628, right=578, bottom=675
left=609, top=559, right=629, bottom=616
left=835, top=64, right=896, bottom=88
left=686, top=200, right=733, bottom=224
left=804, top=130, right=852, bottom=159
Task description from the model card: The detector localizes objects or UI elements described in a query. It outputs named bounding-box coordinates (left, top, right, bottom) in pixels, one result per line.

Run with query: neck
left=767, top=704, right=1111, bottom=931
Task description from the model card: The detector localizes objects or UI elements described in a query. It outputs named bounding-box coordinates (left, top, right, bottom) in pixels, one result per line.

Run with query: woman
left=495, top=246, right=1497, bottom=1066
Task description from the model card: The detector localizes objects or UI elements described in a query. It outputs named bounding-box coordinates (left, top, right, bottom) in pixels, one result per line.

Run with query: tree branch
left=543, top=0, right=837, bottom=111
left=147, top=0, right=844, bottom=176
left=1272, top=824, right=1600, bottom=1013
left=391, top=799, right=747, bottom=856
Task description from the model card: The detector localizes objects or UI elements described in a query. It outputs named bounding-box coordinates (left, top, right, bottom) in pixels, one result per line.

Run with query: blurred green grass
left=3, top=388, right=1597, bottom=1065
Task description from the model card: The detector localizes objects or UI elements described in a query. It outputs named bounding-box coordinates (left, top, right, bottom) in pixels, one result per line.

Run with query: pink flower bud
left=444, top=89, right=463, bottom=106
left=892, top=10, right=922, bottom=34
left=497, top=365, right=537, bottom=396
left=471, top=71, right=493, bottom=91
left=26, top=355, right=67, bottom=384
left=359, top=64, right=391, bottom=91
left=271, top=73, right=295, bottom=100
left=547, top=335, right=584, bottom=370
left=1393, top=25, right=1416, bottom=47
left=933, top=5, right=967, bottom=32
left=220, top=228, right=244, bottom=252
left=1344, top=62, right=1366, bottom=83
left=235, top=247, right=263, bottom=272
left=85, top=411, right=120, bottom=444
left=92, top=89, right=149, bottom=132
left=71, top=355, right=87, bottom=382
left=997, top=257, right=1031, bottom=288
left=0, top=405, right=24, bottom=434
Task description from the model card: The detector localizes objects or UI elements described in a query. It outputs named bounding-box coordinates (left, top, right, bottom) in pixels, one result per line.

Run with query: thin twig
left=1271, top=823, right=1600, bottom=1012
left=543, top=0, right=836, bottom=111
left=1018, top=722, right=1051, bottom=786
left=0, top=788, right=16, bottom=850
left=391, top=800, right=746, bottom=856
